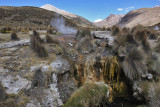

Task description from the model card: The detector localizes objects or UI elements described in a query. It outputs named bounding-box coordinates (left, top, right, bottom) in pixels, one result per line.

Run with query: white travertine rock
left=1, top=75, right=31, bottom=94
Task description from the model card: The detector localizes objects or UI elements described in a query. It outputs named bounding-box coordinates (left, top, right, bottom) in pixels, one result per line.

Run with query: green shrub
left=64, top=82, right=109, bottom=107
left=0, top=27, right=7, bottom=33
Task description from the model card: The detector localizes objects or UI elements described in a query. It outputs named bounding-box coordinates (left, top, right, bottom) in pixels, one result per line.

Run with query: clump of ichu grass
left=141, top=36, right=151, bottom=53
left=122, top=48, right=147, bottom=81
left=76, top=28, right=91, bottom=40
left=45, top=34, right=53, bottom=43
left=111, top=25, right=121, bottom=36
left=31, top=69, right=45, bottom=88
left=122, top=27, right=130, bottom=34
left=154, top=42, right=160, bottom=53
left=11, top=32, right=19, bottom=40
left=112, top=33, right=127, bottom=54
left=134, top=29, right=148, bottom=42
left=30, top=30, right=48, bottom=57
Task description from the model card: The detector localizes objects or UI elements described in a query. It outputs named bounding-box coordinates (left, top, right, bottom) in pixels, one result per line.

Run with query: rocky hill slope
left=94, top=14, right=124, bottom=28
left=0, top=6, right=94, bottom=29
left=118, top=7, right=160, bottom=28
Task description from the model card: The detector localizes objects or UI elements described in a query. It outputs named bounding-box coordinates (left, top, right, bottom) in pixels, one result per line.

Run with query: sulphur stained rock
left=1, top=75, right=31, bottom=94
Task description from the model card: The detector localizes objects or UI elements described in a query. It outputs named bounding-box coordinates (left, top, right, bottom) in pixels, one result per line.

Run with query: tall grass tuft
left=122, top=48, right=147, bottom=81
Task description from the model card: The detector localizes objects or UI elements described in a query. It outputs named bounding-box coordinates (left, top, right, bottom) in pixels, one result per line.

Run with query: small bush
left=122, top=48, right=147, bottom=81
left=47, top=27, right=56, bottom=34
left=125, top=33, right=137, bottom=44
left=0, top=27, right=7, bottom=33
left=46, top=34, right=54, bottom=43
left=154, top=43, right=160, bottom=53
left=11, top=32, right=19, bottom=40
left=122, top=27, right=130, bottom=34
left=131, top=25, right=146, bottom=33
left=149, top=32, right=158, bottom=40
left=76, top=28, right=91, bottom=40
left=76, top=36, right=94, bottom=54
left=64, top=82, right=109, bottom=107
left=102, top=26, right=106, bottom=31
left=113, top=34, right=126, bottom=53
left=111, top=25, right=121, bottom=36
left=31, top=69, right=45, bottom=88
left=107, top=27, right=111, bottom=31
left=134, top=29, right=147, bottom=42
left=141, top=36, right=151, bottom=53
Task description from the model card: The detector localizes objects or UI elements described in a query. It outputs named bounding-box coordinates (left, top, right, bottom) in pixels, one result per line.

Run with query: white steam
left=51, top=15, right=77, bottom=34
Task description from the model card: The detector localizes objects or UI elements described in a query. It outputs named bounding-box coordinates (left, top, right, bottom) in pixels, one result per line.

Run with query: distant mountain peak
left=41, top=4, right=95, bottom=27
left=154, top=5, right=160, bottom=8
left=94, top=14, right=124, bottom=28
left=41, top=4, right=77, bottom=18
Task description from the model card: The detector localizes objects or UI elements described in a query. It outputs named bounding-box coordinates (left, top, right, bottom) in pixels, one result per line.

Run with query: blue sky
left=0, top=0, right=160, bottom=22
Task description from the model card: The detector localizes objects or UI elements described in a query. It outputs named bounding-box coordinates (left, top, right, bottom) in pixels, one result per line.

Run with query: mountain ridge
left=94, top=14, right=124, bottom=28
left=41, top=4, right=96, bottom=27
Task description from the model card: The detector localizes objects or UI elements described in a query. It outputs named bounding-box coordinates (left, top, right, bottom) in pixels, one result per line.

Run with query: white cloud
left=117, top=8, right=123, bottom=11
left=94, top=19, right=102, bottom=22
left=117, top=6, right=135, bottom=12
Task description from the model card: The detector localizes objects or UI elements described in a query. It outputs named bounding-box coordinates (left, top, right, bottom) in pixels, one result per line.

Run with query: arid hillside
left=118, top=7, right=160, bottom=27
left=0, top=6, right=95, bottom=29
left=94, top=14, right=124, bottom=28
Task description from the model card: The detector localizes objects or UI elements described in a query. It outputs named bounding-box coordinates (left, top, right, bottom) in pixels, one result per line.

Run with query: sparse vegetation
left=47, top=27, right=56, bottom=34
left=11, top=32, right=19, bottom=40
left=76, top=28, right=91, bottom=40
left=64, top=82, right=109, bottom=107
left=111, top=25, right=121, bottom=36
left=30, top=30, right=48, bottom=57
